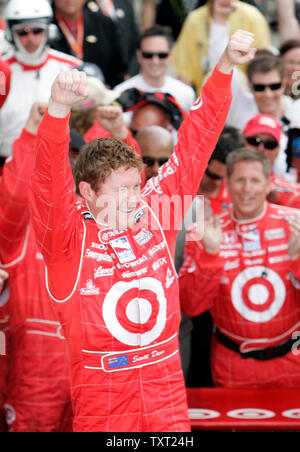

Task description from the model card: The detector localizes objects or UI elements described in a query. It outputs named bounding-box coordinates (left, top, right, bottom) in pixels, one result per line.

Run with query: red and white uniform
left=30, top=66, right=232, bottom=432
left=0, top=130, right=72, bottom=432
left=208, top=183, right=231, bottom=215
left=0, top=48, right=80, bottom=157
left=270, top=173, right=300, bottom=209
left=0, top=281, right=9, bottom=432
left=179, top=203, right=300, bottom=388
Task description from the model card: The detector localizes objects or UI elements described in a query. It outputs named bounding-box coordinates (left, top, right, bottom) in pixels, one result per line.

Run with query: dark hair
left=226, top=147, right=271, bottom=179
left=280, top=39, right=300, bottom=56
left=209, top=126, right=243, bottom=164
left=138, top=25, right=173, bottom=49
left=74, top=138, right=144, bottom=195
left=247, top=55, right=284, bottom=82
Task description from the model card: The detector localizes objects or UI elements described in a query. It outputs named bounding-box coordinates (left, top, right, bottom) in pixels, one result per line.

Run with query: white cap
left=285, top=99, right=300, bottom=129
left=72, top=77, right=119, bottom=111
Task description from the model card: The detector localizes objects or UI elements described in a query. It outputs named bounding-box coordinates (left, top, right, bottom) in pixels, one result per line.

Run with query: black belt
left=215, top=328, right=296, bottom=361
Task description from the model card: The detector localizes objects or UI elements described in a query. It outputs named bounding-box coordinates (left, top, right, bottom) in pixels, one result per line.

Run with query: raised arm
left=142, top=30, right=255, bottom=231
left=0, top=102, right=46, bottom=265
left=30, top=70, right=88, bottom=266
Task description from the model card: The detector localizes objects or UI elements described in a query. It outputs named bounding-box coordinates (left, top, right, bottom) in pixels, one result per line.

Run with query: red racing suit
left=30, top=66, right=232, bottom=432
left=269, top=173, right=300, bottom=209
left=0, top=281, right=9, bottom=431
left=179, top=203, right=300, bottom=388
left=0, top=130, right=72, bottom=431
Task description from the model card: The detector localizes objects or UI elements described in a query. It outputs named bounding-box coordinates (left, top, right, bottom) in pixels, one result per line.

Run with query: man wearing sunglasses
left=243, top=113, right=300, bottom=209
left=227, top=53, right=292, bottom=178
left=0, top=0, right=81, bottom=160
left=114, top=25, right=196, bottom=112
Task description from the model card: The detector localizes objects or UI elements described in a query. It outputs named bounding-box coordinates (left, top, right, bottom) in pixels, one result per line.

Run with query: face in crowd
left=250, top=69, right=285, bottom=117
left=13, top=24, right=47, bottom=53
left=228, top=159, right=269, bottom=220
left=199, top=159, right=226, bottom=196
left=135, top=126, right=173, bottom=180
left=137, top=35, right=172, bottom=82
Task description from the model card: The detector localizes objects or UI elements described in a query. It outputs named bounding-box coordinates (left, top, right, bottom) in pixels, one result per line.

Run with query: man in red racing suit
left=30, top=31, right=255, bottom=432
left=0, top=103, right=72, bottom=431
left=179, top=148, right=300, bottom=388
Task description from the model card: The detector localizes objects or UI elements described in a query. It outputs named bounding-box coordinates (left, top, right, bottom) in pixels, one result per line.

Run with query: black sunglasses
left=15, top=27, right=45, bottom=37
left=246, top=136, right=278, bottom=150
left=141, top=51, right=169, bottom=59
left=142, top=156, right=169, bottom=167
left=251, top=82, right=282, bottom=92
left=205, top=167, right=224, bottom=180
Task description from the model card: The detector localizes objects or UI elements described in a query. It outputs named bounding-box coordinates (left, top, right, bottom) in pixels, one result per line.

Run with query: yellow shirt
left=172, top=1, right=271, bottom=94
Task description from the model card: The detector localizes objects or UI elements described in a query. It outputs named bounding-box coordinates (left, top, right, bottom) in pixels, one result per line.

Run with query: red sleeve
left=0, top=129, right=37, bottom=265
left=0, top=57, right=11, bottom=109
left=178, top=240, right=224, bottom=317
left=142, top=66, right=232, bottom=243
left=30, top=110, right=78, bottom=267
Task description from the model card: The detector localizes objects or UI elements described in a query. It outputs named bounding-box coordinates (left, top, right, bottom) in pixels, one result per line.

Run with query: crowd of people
left=0, top=0, right=300, bottom=433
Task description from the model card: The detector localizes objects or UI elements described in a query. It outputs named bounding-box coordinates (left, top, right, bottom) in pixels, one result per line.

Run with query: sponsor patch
left=133, top=229, right=153, bottom=246
left=80, top=280, right=100, bottom=295
left=107, top=354, right=129, bottom=369
left=110, top=236, right=136, bottom=263
left=94, top=266, right=115, bottom=278
left=82, top=211, right=94, bottom=220
left=134, top=209, right=145, bottom=224
left=265, top=228, right=286, bottom=241
left=224, top=258, right=240, bottom=271
left=166, top=267, right=175, bottom=288
left=242, top=230, right=261, bottom=251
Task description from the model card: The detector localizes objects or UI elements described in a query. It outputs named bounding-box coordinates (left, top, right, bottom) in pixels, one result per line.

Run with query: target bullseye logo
left=102, top=277, right=167, bottom=346
left=231, top=266, right=286, bottom=322
left=227, top=408, right=275, bottom=419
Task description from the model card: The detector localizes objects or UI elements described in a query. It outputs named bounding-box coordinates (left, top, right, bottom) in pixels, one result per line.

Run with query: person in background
left=226, top=53, right=292, bottom=177
left=243, top=113, right=300, bottom=208
left=280, top=39, right=300, bottom=99
left=114, top=25, right=196, bottom=112
left=172, top=0, right=270, bottom=94
left=276, top=0, right=300, bottom=45
left=0, top=102, right=73, bottom=431
left=135, top=125, right=173, bottom=180
left=69, top=129, right=86, bottom=172
left=50, top=0, right=126, bottom=87
left=179, top=147, right=300, bottom=389
left=96, top=0, right=140, bottom=77
left=0, top=0, right=80, bottom=160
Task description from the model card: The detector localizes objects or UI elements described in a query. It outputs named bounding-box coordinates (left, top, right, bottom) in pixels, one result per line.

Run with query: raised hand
left=96, top=106, right=128, bottom=139
left=218, top=29, right=256, bottom=74
left=25, top=102, right=48, bottom=135
left=48, top=70, right=88, bottom=118
left=288, top=215, right=300, bottom=260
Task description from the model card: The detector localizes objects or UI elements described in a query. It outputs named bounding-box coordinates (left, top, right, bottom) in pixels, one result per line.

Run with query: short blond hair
left=226, top=147, right=271, bottom=179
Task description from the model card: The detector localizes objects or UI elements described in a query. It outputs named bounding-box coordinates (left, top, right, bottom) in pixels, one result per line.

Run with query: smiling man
left=179, top=147, right=300, bottom=389
left=30, top=30, right=255, bottom=432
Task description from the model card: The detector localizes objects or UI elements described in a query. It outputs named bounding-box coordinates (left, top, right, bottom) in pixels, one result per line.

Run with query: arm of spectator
left=276, top=0, right=300, bottom=44
left=0, top=102, right=46, bottom=265
left=178, top=226, right=224, bottom=317
left=140, top=0, right=157, bottom=30
left=288, top=215, right=300, bottom=261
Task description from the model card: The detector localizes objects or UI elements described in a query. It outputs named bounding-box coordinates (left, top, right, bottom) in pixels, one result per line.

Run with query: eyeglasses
left=246, top=136, right=279, bottom=150
left=142, top=156, right=169, bottom=167
left=251, top=82, right=282, bottom=92
left=141, top=51, right=169, bottom=59
left=205, top=167, right=224, bottom=180
left=15, top=27, right=45, bottom=37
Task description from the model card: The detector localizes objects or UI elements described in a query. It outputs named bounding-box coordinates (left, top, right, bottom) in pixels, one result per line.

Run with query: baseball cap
left=117, top=88, right=186, bottom=130
left=243, top=114, right=282, bottom=143
left=72, top=76, right=120, bottom=111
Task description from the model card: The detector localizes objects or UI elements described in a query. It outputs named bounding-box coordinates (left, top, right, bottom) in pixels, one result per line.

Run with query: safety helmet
left=4, top=0, right=53, bottom=43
